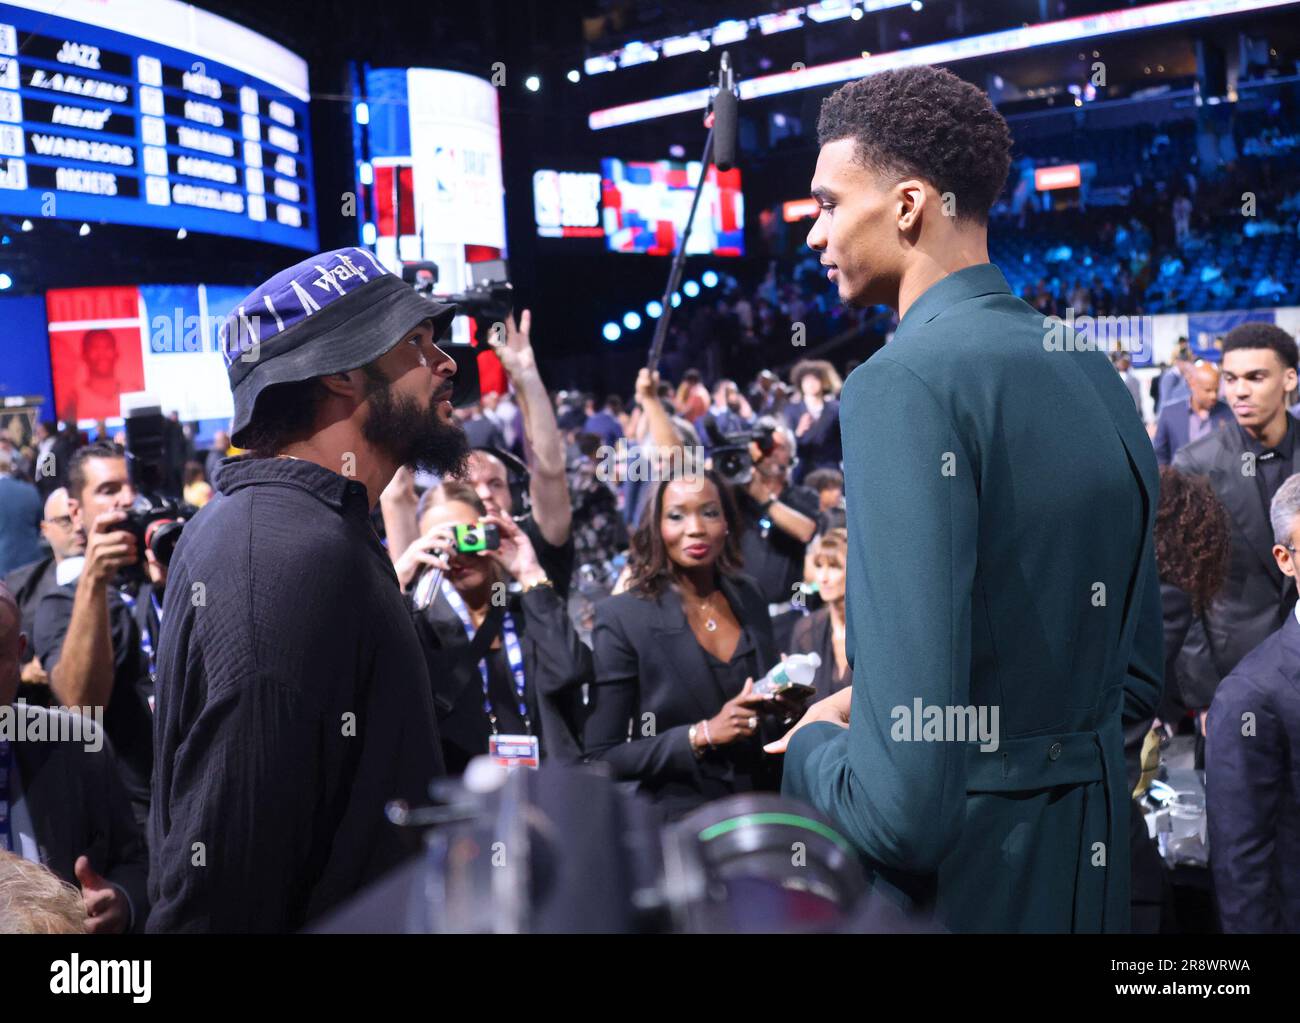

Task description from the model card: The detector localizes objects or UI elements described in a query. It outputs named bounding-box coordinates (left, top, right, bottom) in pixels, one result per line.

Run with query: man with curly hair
left=772, top=66, right=1162, bottom=932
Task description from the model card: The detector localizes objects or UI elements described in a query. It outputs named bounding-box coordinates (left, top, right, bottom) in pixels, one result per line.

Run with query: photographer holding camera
left=408, top=482, right=588, bottom=773
left=33, top=442, right=154, bottom=828
left=718, top=419, right=819, bottom=647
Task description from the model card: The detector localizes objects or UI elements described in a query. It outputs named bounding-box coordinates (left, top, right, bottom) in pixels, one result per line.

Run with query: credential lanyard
left=440, top=578, right=530, bottom=735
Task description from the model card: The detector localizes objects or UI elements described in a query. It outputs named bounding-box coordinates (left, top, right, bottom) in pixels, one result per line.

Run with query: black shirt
left=1241, top=415, right=1296, bottom=518
left=34, top=578, right=154, bottom=825
left=734, top=484, right=821, bottom=606
left=147, top=455, right=444, bottom=933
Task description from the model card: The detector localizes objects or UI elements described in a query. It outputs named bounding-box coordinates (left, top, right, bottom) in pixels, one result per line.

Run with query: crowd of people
left=0, top=64, right=1296, bottom=938
left=3, top=303, right=1295, bottom=933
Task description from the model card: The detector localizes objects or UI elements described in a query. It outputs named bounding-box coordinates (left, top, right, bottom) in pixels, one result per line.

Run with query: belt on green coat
left=964, top=722, right=1124, bottom=931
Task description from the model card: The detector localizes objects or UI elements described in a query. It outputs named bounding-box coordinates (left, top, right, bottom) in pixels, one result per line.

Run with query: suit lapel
left=1208, top=428, right=1283, bottom=587
left=650, top=587, right=729, bottom=717
left=720, top=574, right=777, bottom=673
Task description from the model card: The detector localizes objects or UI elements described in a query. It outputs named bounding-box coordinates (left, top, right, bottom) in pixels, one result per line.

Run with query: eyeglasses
left=44, top=515, right=73, bottom=529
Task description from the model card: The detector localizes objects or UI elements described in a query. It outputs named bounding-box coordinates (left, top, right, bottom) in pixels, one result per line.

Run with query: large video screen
left=601, top=158, right=743, bottom=256
left=532, top=169, right=603, bottom=238
left=0, top=0, right=316, bottom=249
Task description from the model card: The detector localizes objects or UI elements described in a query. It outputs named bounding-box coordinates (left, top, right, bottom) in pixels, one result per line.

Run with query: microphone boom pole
left=645, top=126, right=715, bottom=373
left=645, top=52, right=737, bottom=374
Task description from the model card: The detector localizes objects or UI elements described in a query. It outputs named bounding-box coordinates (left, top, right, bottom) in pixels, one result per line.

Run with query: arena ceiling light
left=583, top=2, right=912, bottom=78
left=806, top=1, right=856, bottom=24
left=589, top=0, right=1300, bottom=130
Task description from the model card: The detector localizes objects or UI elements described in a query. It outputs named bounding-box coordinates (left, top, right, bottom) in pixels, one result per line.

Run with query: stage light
left=359, top=162, right=374, bottom=185
left=0, top=273, right=12, bottom=290
left=646, top=300, right=664, bottom=318
left=702, top=270, right=719, bottom=288
left=669, top=144, right=686, bottom=158
left=1, top=236, right=9, bottom=245
left=698, top=37, right=711, bottom=52
left=851, top=7, right=864, bottom=20
left=362, top=223, right=377, bottom=245
left=567, top=69, right=580, bottom=83
left=911, top=0, right=923, bottom=10
left=177, top=228, right=187, bottom=239
left=355, top=102, right=370, bottom=125
left=623, top=311, right=642, bottom=330
left=683, top=280, right=700, bottom=298
left=671, top=292, right=682, bottom=307
left=525, top=75, right=541, bottom=92
left=603, top=322, right=622, bottom=341
left=79, top=222, right=91, bottom=236
left=20, top=219, right=32, bottom=232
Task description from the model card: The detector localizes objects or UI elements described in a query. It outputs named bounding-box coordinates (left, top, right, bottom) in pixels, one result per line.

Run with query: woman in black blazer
left=408, top=483, right=589, bottom=774
left=789, top=529, right=852, bottom=697
left=584, top=470, right=800, bottom=819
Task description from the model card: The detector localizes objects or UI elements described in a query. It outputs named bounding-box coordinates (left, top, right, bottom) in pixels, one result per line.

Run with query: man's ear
left=318, top=371, right=361, bottom=401
left=1272, top=543, right=1296, bottom=578
left=67, top=495, right=83, bottom=531
left=896, top=178, right=927, bottom=233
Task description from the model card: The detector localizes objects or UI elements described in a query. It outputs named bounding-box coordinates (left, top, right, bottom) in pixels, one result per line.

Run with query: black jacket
left=585, top=572, right=779, bottom=818
left=789, top=607, right=852, bottom=697
left=1173, top=421, right=1297, bottom=701
left=1206, top=609, right=1300, bottom=932
left=414, top=582, right=589, bottom=773
left=4, top=554, right=56, bottom=662
left=11, top=705, right=149, bottom=931
left=147, top=456, right=444, bottom=933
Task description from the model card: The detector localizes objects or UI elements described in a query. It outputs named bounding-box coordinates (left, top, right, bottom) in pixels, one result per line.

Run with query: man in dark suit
left=771, top=66, right=1162, bottom=933
left=1, top=583, right=147, bottom=932
left=1173, top=324, right=1300, bottom=710
left=1153, top=360, right=1233, bottom=465
left=1205, top=472, right=1300, bottom=932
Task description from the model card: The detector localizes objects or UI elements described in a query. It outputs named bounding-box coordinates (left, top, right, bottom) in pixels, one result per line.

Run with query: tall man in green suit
left=767, top=67, right=1162, bottom=932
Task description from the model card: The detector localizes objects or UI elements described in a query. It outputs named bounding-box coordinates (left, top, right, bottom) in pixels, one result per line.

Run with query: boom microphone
left=712, top=51, right=739, bottom=172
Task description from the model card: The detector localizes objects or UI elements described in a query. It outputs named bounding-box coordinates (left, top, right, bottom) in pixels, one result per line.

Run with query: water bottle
left=754, top=653, right=821, bottom=695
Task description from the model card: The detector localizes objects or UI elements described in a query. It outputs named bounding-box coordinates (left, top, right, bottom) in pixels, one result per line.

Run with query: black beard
left=362, top=377, right=470, bottom=478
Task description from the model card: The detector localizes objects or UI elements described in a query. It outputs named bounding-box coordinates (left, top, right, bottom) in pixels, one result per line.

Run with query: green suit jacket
left=783, top=264, right=1163, bottom=933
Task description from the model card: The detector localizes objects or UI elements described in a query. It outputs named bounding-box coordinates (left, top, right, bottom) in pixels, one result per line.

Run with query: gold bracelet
left=520, top=576, right=553, bottom=593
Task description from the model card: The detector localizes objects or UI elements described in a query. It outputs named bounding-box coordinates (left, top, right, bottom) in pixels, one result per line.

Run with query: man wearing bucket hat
left=147, top=248, right=470, bottom=933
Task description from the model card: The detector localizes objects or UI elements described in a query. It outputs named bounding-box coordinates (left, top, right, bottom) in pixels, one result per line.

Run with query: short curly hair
left=817, top=65, right=1012, bottom=224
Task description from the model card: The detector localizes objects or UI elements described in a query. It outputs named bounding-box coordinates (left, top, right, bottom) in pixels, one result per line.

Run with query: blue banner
left=1187, top=309, right=1276, bottom=362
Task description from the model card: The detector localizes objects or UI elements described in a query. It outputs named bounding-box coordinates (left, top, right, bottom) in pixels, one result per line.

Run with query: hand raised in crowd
left=20, top=656, right=48, bottom=687
left=635, top=367, right=660, bottom=406
left=796, top=411, right=814, bottom=438
left=480, top=511, right=547, bottom=588
left=82, top=510, right=137, bottom=585
left=488, top=309, right=535, bottom=379
left=764, top=686, right=852, bottom=755
left=694, top=678, right=772, bottom=750
left=75, top=855, right=130, bottom=934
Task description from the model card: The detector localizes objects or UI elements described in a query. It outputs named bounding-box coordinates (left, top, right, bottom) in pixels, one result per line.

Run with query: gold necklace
left=695, top=591, right=720, bottom=632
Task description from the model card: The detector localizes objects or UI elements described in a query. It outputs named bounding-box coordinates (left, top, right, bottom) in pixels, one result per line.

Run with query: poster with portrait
left=46, top=286, right=147, bottom=425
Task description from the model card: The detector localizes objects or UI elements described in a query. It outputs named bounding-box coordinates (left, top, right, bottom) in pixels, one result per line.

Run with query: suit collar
left=1278, top=607, right=1300, bottom=686
left=895, top=262, right=1012, bottom=336
left=1204, top=426, right=1287, bottom=587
